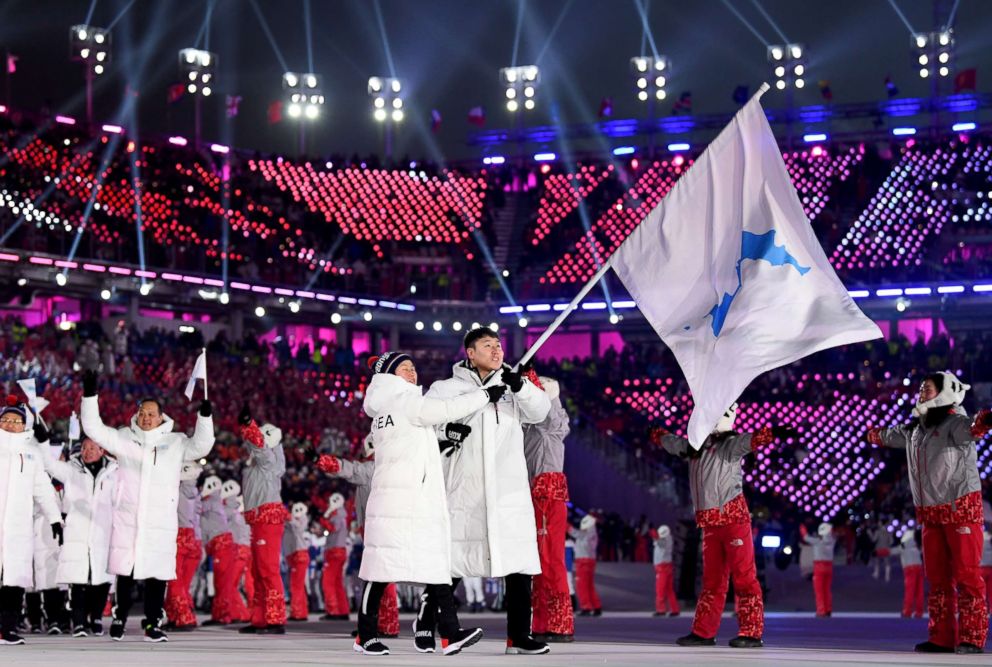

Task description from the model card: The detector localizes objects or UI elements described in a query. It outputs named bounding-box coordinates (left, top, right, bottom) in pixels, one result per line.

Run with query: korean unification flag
left=184, top=350, right=208, bottom=401
left=610, top=83, right=881, bottom=447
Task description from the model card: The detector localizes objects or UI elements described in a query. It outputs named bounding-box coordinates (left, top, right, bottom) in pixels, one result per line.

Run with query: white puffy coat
left=360, top=372, right=490, bottom=585
left=0, top=430, right=61, bottom=588
left=32, top=497, right=63, bottom=590
left=81, top=396, right=214, bottom=580
left=426, top=363, right=551, bottom=578
left=40, top=453, right=118, bottom=586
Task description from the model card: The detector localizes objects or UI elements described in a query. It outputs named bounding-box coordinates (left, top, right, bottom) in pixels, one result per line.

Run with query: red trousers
left=983, top=566, right=992, bottom=613
left=531, top=495, right=574, bottom=635
left=575, top=558, right=602, bottom=611
left=813, top=561, right=833, bottom=616
left=903, top=564, right=924, bottom=617
left=164, top=528, right=201, bottom=627
left=654, top=563, right=680, bottom=614
left=691, top=522, right=763, bottom=640
left=287, top=550, right=310, bottom=620
left=922, top=522, right=988, bottom=648
left=249, top=522, right=287, bottom=627
left=206, top=533, right=238, bottom=623
left=378, top=583, right=399, bottom=636
left=228, top=544, right=252, bottom=622
left=322, top=547, right=350, bottom=616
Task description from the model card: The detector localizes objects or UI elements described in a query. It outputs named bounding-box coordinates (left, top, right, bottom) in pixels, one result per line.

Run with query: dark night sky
left=1, top=0, right=991, bottom=160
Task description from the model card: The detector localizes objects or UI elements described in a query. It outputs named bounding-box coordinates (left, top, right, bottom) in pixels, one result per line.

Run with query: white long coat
left=0, top=430, right=61, bottom=588
left=81, top=396, right=214, bottom=580
left=359, top=373, right=489, bottom=585
left=32, top=496, right=63, bottom=590
left=426, top=363, right=551, bottom=578
left=39, top=453, right=119, bottom=586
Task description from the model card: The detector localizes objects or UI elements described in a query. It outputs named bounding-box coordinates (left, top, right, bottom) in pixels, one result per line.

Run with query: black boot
left=914, top=641, right=954, bottom=653
left=676, top=632, right=716, bottom=647
left=729, top=635, right=763, bottom=648
left=956, top=643, right=984, bottom=654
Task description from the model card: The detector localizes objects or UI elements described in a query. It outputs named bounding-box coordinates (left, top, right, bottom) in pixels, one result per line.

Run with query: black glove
left=501, top=369, right=524, bottom=393
left=444, top=423, right=472, bottom=445
left=238, top=402, right=252, bottom=426
left=33, top=421, right=50, bottom=444
left=305, top=445, right=321, bottom=464
left=485, top=385, right=507, bottom=403
left=439, top=441, right=460, bottom=458
left=82, top=369, right=98, bottom=397
left=199, top=399, right=212, bottom=417
left=51, top=522, right=63, bottom=546
left=771, top=426, right=799, bottom=441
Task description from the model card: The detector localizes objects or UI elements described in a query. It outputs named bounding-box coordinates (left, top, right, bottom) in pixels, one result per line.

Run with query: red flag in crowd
left=598, top=96, right=613, bottom=119
left=467, top=106, right=485, bottom=127
left=166, top=83, right=185, bottom=104
left=226, top=95, right=242, bottom=118
left=954, top=68, right=977, bottom=93
left=430, top=109, right=442, bottom=133
left=267, top=100, right=283, bottom=124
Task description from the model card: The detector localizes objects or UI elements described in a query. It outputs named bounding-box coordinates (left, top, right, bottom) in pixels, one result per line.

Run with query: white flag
left=17, top=378, right=36, bottom=409
left=184, top=350, right=208, bottom=400
left=611, top=83, right=881, bottom=447
left=68, top=411, right=81, bottom=441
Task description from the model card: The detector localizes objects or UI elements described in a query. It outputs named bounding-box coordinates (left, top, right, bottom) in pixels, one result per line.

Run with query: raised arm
left=512, top=380, right=552, bottom=425
left=651, top=428, right=690, bottom=457
left=181, top=400, right=215, bottom=461
left=867, top=424, right=912, bottom=450
left=80, top=395, right=135, bottom=460
left=405, top=388, right=491, bottom=428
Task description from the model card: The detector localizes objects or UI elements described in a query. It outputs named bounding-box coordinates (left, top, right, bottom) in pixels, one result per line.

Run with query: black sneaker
left=412, top=619, right=435, bottom=653
left=543, top=633, right=574, bottom=643
left=669, top=612, right=680, bottom=617
left=0, top=631, right=25, bottom=645
left=592, top=609, right=603, bottom=617
left=441, top=627, right=483, bottom=656
left=201, top=619, right=228, bottom=626
left=353, top=637, right=390, bottom=655
left=237, top=625, right=260, bottom=634
left=143, top=626, right=169, bottom=643
left=505, top=636, right=551, bottom=655
left=261, top=625, right=286, bottom=635
left=729, top=635, right=763, bottom=648
left=109, top=619, right=125, bottom=641
left=72, top=625, right=89, bottom=638
left=915, top=641, right=954, bottom=653
left=676, top=632, right=716, bottom=647
left=47, top=625, right=64, bottom=635
left=956, top=643, right=984, bottom=654
left=90, top=620, right=104, bottom=636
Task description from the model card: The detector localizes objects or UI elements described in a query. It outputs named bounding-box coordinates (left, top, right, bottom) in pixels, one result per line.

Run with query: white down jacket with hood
left=81, top=396, right=214, bottom=580
left=360, top=372, right=490, bottom=585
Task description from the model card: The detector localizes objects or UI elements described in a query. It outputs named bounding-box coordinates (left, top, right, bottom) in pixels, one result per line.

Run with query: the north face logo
left=730, top=538, right=744, bottom=547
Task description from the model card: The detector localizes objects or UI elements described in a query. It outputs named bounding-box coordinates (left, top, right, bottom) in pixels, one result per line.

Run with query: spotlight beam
left=372, top=0, right=396, bottom=78
left=945, top=0, right=960, bottom=30
left=510, top=0, right=526, bottom=67
left=471, top=229, right=518, bottom=308
left=104, top=0, right=137, bottom=32
left=83, top=0, right=98, bottom=26
left=749, top=0, right=789, bottom=44
left=248, top=0, right=290, bottom=72
left=534, top=0, right=574, bottom=66
left=719, top=0, right=769, bottom=46
left=632, top=0, right=660, bottom=60
left=885, top=0, right=917, bottom=36
left=64, top=135, right=122, bottom=266
left=304, top=0, right=315, bottom=73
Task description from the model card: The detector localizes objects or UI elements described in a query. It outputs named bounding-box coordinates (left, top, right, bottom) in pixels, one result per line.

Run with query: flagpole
left=201, top=348, right=208, bottom=400
left=515, top=256, right=615, bottom=369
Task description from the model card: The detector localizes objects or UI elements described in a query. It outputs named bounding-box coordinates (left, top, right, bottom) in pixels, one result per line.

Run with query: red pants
left=378, top=583, right=399, bottom=636
left=983, top=566, right=992, bottom=613
left=813, top=561, right=833, bottom=616
left=922, top=522, right=988, bottom=648
left=575, top=558, right=602, bottom=611
left=903, top=564, right=924, bottom=617
left=691, top=522, right=763, bottom=640
left=228, top=544, right=252, bottom=622
left=322, top=547, right=350, bottom=616
left=164, top=528, right=201, bottom=627
left=287, top=550, right=310, bottom=620
left=654, top=563, right=680, bottom=614
left=531, top=495, right=574, bottom=635
left=249, top=522, right=287, bottom=627
left=206, top=533, right=238, bottom=623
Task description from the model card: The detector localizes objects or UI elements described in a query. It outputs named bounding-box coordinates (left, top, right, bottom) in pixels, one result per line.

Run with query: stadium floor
left=4, top=612, right=985, bottom=666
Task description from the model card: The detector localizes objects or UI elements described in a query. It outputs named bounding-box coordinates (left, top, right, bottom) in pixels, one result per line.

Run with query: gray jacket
left=225, top=499, right=251, bottom=546
left=659, top=432, right=754, bottom=513
left=242, top=442, right=286, bottom=512
left=891, top=543, right=922, bottom=567
left=282, top=516, right=309, bottom=555
left=802, top=533, right=835, bottom=562
left=323, top=510, right=348, bottom=549
left=523, top=397, right=570, bottom=479
left=877, top=414, right=980, bottom=509
left=178, top=481, right=202, bottom=541
left=653, top=534, right=673, bottom=565
left=568, top=525, right=598, bottom=559
left=329, top=459, right=374, bottom=527
left=200, top=494, right=230, bottom=544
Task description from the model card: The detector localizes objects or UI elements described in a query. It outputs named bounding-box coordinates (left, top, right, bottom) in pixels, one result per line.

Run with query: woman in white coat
left=353, top=351, right=504, bottom=656
left=80, top=370, right=214, bottom=643
left=0, top=398, right=62, bottom=646
left=36, top=434, right=118, bottom=637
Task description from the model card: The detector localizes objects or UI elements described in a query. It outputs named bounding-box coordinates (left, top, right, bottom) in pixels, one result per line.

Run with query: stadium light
left=629, top=55, right=670, bottom=103
left=282, top=71, right=324, bottom=155
left=368, top=76, right=403, bottom=159
left=178, top=48, right=216, bottom=147
left=913, top=30, right=954, bottom=80
left=70, top=25, right=111, bottom=124
left=768, top=43, right=807, bottom=90
left=500, top=65, right=540, bottom=113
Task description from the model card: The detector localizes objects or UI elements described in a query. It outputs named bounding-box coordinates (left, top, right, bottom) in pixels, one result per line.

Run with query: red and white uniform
left=223, top=486, right=252, bottom=623
left=568, top=518, right=601, bottom=613
left=871, top=403, right=989, bottom=649
left=801, top=524, right=836, bottom=616
left=165, top=473, right=201, bottom=627
left=652, top=527, right=680, bottom=615
left=282, top=504, right=310, bottom=621
left=980, top=532, right=992, bottom=613
left=892, top=533, right=924, bottom=618
left=320, top=502, right=350, bottom=617
left=200, top=481, right=237, bottom=624
left=523, top=379, right=574, bottom=637
left=657, top=427, right=769, bottom=640
left=239, top=421, right=289, bottom=628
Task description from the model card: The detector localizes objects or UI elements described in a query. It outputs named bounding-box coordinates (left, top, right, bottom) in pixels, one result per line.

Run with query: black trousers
left=25, top=589, right=69, bottom=629
left=70, top=583, right=111, bottom=628
left=360, top=581, right=462, bottom=642
left=114, top=575, right=166, bottom=628
left=421, top=574, right=532, bottom=639
left=0, top=585, right=24, bottom=633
